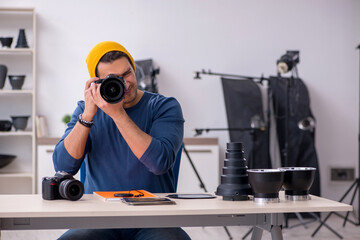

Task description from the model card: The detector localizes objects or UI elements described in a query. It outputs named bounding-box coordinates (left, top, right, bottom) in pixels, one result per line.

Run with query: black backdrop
left=269, top=76, right=321, bottom=196
left=221, top=78, right=272, bottom=169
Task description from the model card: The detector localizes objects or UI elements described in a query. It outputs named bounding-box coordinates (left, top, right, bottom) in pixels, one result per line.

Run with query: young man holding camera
left=53, top=41, right=190, bottom=240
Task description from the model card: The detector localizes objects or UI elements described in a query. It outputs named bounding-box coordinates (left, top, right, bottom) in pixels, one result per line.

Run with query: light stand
left=311, top=43, right=360, bottom=239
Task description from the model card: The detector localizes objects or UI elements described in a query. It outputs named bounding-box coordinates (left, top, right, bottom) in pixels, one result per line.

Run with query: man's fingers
left=85, top=77, right=99, bottom=90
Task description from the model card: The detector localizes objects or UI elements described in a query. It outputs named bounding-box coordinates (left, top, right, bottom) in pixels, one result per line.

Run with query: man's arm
left=63, top=78, right=99, bottom=159
left=63, top=114, right=92, bottom=159
left=112, top=110, right=152, bottom=159
left=52, top=104, right=92, bottom=175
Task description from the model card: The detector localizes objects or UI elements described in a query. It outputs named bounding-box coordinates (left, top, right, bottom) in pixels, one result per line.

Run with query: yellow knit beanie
left=86, top=41, right=136, bottom=78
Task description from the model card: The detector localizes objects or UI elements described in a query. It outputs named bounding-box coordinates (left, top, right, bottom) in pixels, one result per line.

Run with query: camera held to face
left=94, top=74, right=126, bottom=103
left=42, top=171, right=84, bottom=201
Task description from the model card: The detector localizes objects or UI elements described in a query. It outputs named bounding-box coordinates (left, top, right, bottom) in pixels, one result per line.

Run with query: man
left=53, top=41, right=190, bottom=240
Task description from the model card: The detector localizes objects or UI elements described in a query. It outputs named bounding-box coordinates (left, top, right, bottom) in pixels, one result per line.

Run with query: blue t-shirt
left=53, top=91, right=184, bottom=194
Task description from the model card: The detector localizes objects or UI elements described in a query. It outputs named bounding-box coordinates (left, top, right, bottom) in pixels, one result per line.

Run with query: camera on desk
left=42, top=171, right=84, bottom=201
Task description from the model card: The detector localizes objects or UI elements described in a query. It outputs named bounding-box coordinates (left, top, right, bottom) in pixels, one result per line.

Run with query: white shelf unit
left=0, top=8, right=36, bottom=194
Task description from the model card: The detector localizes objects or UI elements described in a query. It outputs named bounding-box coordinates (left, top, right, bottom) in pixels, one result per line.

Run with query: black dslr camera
left=94, top=74, right=126, bottom=103
left=42, top=171, right=84, bottom=201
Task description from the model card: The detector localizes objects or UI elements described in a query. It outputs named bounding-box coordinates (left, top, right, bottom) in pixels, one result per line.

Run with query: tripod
left=311, top=43, right=360, bottom=239
left=182, top=142, right=234, bottom=240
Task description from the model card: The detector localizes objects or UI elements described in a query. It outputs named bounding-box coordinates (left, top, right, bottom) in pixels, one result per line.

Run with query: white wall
left=1, top=0, right=360, bottom=206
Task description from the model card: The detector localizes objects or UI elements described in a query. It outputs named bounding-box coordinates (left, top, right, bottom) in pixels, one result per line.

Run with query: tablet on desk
left=166, top=194, right=216, bottom=199
left=122, top=197, right=176, bottom=205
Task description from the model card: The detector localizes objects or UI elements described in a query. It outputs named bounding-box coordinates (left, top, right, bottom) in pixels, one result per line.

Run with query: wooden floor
left=1, top=215, right=359, bottom=239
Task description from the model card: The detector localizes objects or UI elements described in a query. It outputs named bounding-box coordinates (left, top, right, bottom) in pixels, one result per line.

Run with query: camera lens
left=59, top=179, right=84, bottom=201
left=99, top=75, right=126, bottom=103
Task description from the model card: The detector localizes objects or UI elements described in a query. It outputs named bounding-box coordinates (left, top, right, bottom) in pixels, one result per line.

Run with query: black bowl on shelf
left=0, top=154, right=16, bottom=168
left=0, top=37, right=13, bottom=48
left=279, top=167, right=316, bottom=201
left=8, top=75, right=26, bottom=90
left=247, top=169, right=285, bottom=203
left=11, top=115, right=30, bottom=131
left=0, top=120, right=12, bottom=131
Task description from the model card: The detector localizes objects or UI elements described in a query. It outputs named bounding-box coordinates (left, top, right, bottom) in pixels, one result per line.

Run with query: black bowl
left=0, top=120, right=12, bottom=131
left=8, top=75, right=26, bottom=90
left=0, top=37, right=13, bottom=48
left=279, top=167, right=316, bottom=200
left=247, top=169, right=285, bottom=203
left=0, top=154, right=16, bottom=168
left=11, top=115, right=30, bottom=131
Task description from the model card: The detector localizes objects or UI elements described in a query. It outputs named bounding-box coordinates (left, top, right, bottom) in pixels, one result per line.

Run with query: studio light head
left=277, top=50, right=300, bottom=74
left=298, top=117, right=315, bottom=132
left=250, top=115, right=266, bottom=131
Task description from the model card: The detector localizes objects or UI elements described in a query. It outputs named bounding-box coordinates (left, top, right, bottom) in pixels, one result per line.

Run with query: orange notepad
left=94, top=190, right=158, bottom=202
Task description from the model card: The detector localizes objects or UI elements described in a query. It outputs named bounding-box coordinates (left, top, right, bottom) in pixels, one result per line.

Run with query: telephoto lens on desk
left=216, top=142, right=252, bottom=201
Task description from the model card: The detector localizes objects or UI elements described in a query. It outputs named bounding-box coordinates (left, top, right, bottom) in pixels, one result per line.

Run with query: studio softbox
left=269, top=76, right=321, bottom=196
left=221, top=78, right=271, bottom=169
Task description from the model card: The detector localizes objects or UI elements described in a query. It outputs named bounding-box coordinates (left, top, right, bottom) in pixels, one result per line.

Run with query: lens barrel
left=96, top=74, right=126, bottom=103
left=59, top=179, right=84, bottom=201
left=216, top=142, right=252, bottom=201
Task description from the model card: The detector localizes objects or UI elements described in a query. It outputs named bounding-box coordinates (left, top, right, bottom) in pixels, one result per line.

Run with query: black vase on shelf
left=0, top=64, right=8, bottom=89
left=15, top=29, right=29, bottom=48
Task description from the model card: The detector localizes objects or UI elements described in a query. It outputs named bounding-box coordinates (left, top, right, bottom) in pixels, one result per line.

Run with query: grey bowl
left=11, top=115, right=30, bottom=131
left=0, top=154, right=16, bottom=168
left=8, top=75, right=26, bottom=90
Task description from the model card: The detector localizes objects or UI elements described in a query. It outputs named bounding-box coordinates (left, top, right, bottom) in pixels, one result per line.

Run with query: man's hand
left=89, top=80, right=125, bottom=119
left=83, top=77, right=99, bottom=121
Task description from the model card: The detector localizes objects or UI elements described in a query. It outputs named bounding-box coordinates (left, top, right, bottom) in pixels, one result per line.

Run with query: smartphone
left=122, top=197, right=176, bottom=205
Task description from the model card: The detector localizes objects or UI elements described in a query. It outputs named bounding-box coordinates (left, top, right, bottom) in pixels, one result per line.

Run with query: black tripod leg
left=309, top=212, right=340, bottom=236
left=182, top=143, right=207, bottom=192
left=182, top=143, right=233, bottom=240
left=343, top=184, right=359, bottom=227
left=312, top=179, right=358, bottom=237
left=242, top=227, right=253, bottom=240
left=312, top=212, right=344, bottom=239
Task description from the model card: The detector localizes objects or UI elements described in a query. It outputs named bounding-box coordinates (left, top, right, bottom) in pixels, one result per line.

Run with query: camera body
left=94, top=74, right=126, bottom=103
left=42, top=171, right=84, bottom=201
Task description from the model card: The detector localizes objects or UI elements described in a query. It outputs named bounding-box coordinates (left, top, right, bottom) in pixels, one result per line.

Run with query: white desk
left=0, top=192, right=352, bottom=240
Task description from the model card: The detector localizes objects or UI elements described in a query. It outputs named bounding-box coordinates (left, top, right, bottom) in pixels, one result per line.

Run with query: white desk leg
left=251, top=226, right=263, bottom=240
left=271, top=226, right=283, bottom=240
